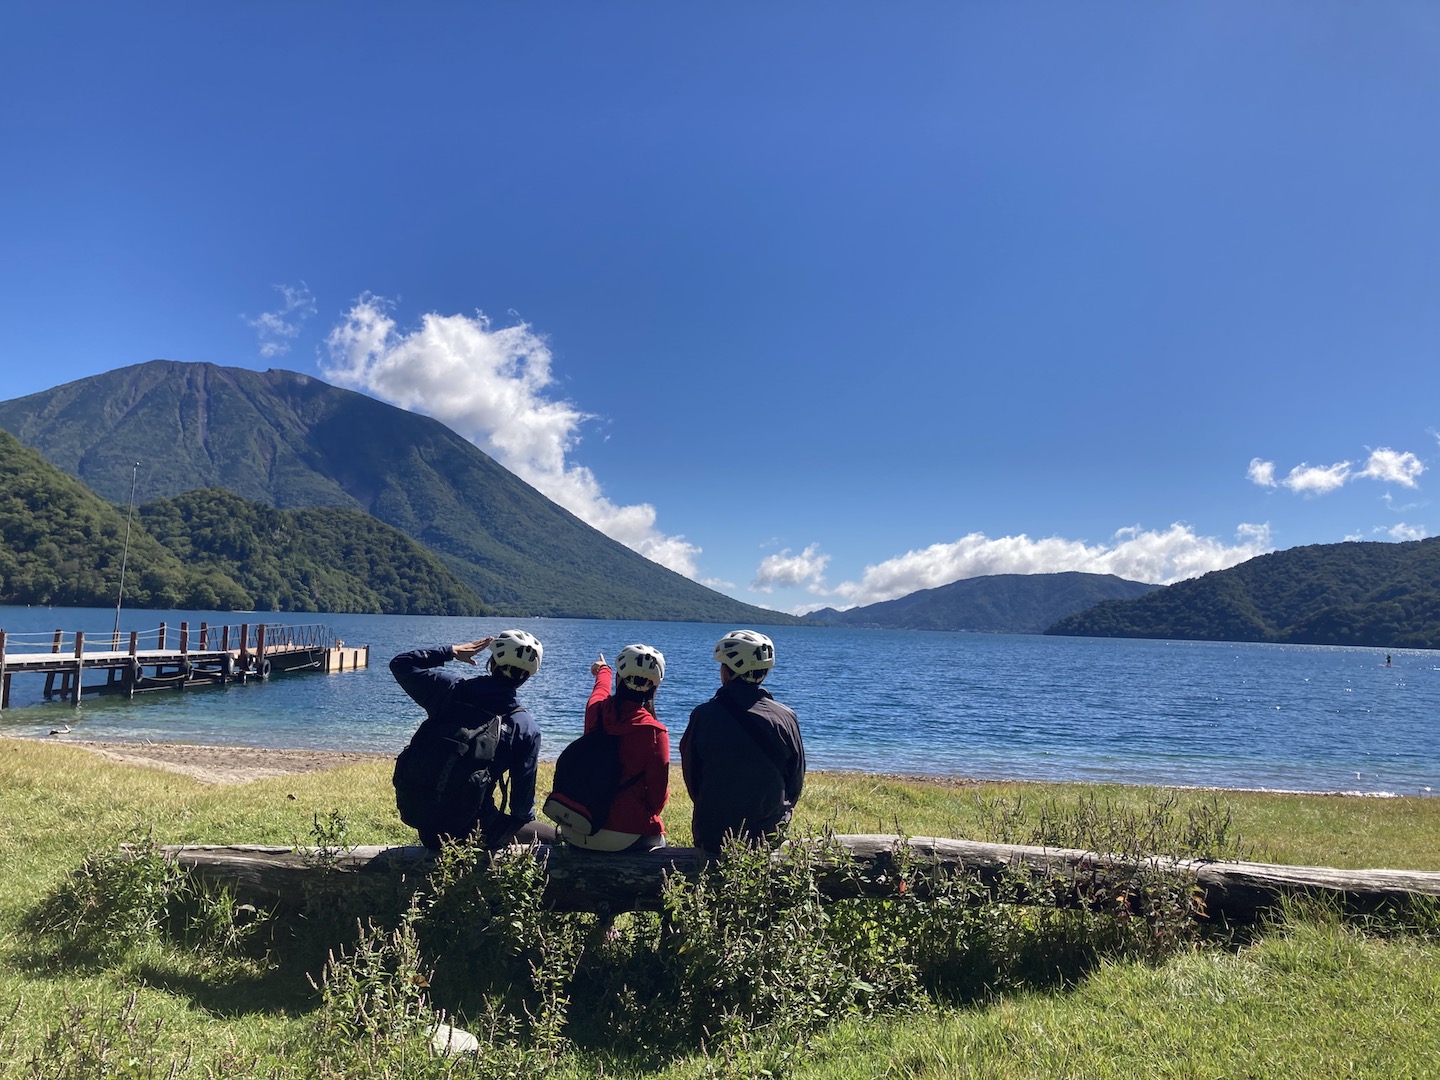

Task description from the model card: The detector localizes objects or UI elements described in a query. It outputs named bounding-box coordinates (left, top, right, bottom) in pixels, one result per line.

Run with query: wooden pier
left=0, top=621, right=369, bottom=710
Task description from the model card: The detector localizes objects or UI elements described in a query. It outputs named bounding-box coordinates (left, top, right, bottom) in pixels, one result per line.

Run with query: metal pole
left=113, top=461, right=140, bottom=640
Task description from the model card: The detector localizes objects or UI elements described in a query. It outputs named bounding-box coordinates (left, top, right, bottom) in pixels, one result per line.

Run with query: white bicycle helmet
left=490, top=629, right=543, bottom=680
left=616, top=643, right=665, bottom=692
left=714, top=629, right=775, bottom=682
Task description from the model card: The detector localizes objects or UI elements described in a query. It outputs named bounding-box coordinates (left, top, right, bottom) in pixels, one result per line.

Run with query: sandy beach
left=39, top=739, right=392, bottom=786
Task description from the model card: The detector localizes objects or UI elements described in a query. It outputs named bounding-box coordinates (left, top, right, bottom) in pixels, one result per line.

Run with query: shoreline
left=15, top=737, right=391, bottom=786
left=4, top=736, right=1417, bottom=799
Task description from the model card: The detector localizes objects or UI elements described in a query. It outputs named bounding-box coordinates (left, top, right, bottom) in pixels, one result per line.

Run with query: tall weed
left=658, top=833, right=920, bottom=1055
left=24, top=827, right=267, bottom=970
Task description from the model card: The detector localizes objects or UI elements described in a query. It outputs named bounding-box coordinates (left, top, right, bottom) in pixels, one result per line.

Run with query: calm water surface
left=2, top=606, right=1435, bottom=797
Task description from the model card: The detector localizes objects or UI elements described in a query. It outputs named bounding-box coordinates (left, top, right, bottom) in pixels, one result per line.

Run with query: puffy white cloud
left=1254, top=445, right=1426, bottom=497
left=804, top=522, right=1272, bottom=610
left=752, top=544, right=830, bottom=593
left=321, top=296, right=701, bottom=577
left=1281, top=461, right=1352, bottom=495
left=1388, top=523, right=1428, bottom=541
left=1247, top=458, right=1277, bottom=488
left=244, top=283, right=316, bottom=358
left=1359, top=448, right=1425, bottom=487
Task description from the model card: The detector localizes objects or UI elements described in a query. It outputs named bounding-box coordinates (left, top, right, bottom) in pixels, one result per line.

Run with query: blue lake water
left=2, top=606, right=1436, bottom=797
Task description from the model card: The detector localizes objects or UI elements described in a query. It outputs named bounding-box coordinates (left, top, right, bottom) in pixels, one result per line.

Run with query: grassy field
left=1, top=737, right=1438, bottom=1078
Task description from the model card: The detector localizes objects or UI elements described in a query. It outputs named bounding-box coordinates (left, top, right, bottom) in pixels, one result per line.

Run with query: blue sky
left=3, top=3, right=1438, bottom=615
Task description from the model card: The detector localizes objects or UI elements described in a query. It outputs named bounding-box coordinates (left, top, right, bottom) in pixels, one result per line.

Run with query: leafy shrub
left=25, top=827, right=267, bottom=969
left=657, top=833, right=921, bottom=1055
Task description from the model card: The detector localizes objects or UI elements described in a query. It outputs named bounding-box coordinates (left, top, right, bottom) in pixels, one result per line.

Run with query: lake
left=1, top=606, right=1435, bottom=797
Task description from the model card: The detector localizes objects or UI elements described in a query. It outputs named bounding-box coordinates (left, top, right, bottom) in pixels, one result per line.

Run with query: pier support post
left=127, top=632, right=140, bottom=698
left=179, top=623, right=190, bottom=690
left=71, top=631, right=84, bottom=706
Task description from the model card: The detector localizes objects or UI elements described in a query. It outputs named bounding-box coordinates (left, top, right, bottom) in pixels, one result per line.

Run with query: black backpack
left=393, top=704, right=516, bottom=836
left=542, top=727, right=639, bottom=837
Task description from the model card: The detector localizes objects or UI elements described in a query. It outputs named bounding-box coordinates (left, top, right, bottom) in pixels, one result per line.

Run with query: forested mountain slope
left=1046, top=538, right=1440, bottom=649
left=0, top=430, right=485, bottom=614
left=805, top=572, right=1159, bottom=633
left=0, top=428, right=247, bottom=610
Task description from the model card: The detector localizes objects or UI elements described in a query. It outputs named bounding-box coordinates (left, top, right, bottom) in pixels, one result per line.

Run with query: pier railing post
left=71, top=631, right=84, bottom=706
left=158, top=623, right=167, bottom=650
left=127, top=631, right=140, bottom=697
left=0, top=630, right=8, bottom=711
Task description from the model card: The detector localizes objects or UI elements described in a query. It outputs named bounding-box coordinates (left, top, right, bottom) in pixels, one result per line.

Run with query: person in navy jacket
left=681, top=630, right=804, bottom=855
left=390, top=629, right=556, bottom=850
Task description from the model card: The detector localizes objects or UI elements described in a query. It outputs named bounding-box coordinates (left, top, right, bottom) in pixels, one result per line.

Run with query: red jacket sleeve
left=584, top=667, right=613, bottom=733
left=645, top=724, right=670, bottom=818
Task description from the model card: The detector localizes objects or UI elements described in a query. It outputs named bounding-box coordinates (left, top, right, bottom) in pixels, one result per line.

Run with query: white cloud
left=244, top=283, right=316, bottom=358
left=1388, top=523, right=1428, bottom=541
left=1247, top=458, right=1277, bottom=488
left=797, top=522, right=1273, bottom=610
left=320, top=296, right=702, bottom=577
left=1358, top=447, right=1425, bottom=487
left=1281, top=461, right=1352, bottom=495
left=752, top=544, right=830, bottom=593
left=1253, top=445, right=1426, bottom=497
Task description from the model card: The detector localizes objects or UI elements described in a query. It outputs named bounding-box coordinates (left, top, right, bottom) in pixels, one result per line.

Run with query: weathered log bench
left=155, top=834, right=1440, bottom=924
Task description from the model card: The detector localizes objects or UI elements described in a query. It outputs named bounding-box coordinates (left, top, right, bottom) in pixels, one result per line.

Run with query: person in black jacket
left=680, top=629, right=805, bottom=855
left=390, top=629, right=557, bottom=850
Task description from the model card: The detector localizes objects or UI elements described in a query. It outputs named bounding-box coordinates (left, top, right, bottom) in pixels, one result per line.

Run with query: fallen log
left=154, top=835, right=1440, bottom=924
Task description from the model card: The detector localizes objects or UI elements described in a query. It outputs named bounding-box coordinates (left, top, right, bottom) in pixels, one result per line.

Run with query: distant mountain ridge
left=804, top=571, right=1160, bottom=633
left=0, top=360, right=795, bottom=623
left=1047, top=537, right=1440, bottom=649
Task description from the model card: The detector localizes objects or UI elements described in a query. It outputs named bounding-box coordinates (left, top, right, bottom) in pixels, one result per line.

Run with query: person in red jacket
left=556, top=643, right=670, bottom=851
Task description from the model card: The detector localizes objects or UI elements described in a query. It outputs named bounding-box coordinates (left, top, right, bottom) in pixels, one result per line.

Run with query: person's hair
left=488, top=659, right=531, bottom=687
left=616, top=678, right=656, bottom=706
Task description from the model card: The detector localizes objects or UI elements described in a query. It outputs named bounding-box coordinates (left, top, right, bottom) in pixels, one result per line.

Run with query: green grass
left=749, top=915, right=1440, bottom=1079
left=2, top=737, right=1439, bottom=1078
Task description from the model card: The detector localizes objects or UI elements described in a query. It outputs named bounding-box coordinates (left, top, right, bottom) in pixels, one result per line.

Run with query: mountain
left=138, top=489, right=488, bottom=615
left=0, top=360, right=795, bottom=623
left=0, top=428, right=487, bottom=614
left=1046, top=538, right=1440, bottom=649
left=0, top=428, right=249, bottom=610
left=803, top=571, right=1160, bottom=633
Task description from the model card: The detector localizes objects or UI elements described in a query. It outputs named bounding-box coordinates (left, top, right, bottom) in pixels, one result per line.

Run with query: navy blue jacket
left=390, top=646, right=542, bottom=846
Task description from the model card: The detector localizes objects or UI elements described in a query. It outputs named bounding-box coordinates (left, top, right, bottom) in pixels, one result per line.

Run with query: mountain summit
left=0, top=360, right=792, bottom=623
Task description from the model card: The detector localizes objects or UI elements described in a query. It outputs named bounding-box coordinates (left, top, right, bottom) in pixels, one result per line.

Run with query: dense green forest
left=139, top=489, right=487, bottom=615
left=0, top=360, right=798, bottom=624
left=0, top=431, right=484, bottom=614
left=1047, top=538, right=1440, bottom=649
left=805, top=572, right=1159, bottom=633
left=0, top=429, right=249, bottom=610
